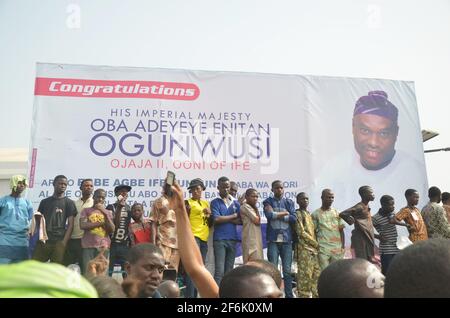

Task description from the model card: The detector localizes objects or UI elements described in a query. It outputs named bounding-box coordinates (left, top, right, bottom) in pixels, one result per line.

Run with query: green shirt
left=295, top=209, right=319, bottom=253
left=0, top=260, right=98, bottom=298
left=311, top=207, right=344, bottom=256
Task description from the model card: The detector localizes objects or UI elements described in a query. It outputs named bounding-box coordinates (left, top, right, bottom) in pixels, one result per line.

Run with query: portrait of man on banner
left=318, top=89, right=425, bottom=195
left=314, top=88, right=428, bottom=247
left=352, top=91, right=399, bottom=171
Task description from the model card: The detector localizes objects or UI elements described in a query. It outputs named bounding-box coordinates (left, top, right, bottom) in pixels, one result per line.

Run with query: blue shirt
left=0, top=196, right=33, bottom=259
left=211, top=196, right=240, bottom=241
left=263, top=196, right=296, bottom=243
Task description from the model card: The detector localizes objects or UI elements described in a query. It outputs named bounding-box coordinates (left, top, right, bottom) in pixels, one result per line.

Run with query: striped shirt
left=372, top=211, right=399, bottom=255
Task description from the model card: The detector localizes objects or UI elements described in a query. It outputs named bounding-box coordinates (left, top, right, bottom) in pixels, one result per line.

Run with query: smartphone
left=165, top=171, right=175, bottom=197
left=162, top=268, right=177, bottom=281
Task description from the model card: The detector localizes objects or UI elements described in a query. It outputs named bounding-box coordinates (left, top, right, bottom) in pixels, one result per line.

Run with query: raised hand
left=86, top=248, right=109, bottom=277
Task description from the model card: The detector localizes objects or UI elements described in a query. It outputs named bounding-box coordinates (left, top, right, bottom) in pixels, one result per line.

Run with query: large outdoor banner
left=28, top=63, right=428, bottom=248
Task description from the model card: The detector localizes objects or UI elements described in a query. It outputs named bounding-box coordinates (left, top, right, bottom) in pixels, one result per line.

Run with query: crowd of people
left=1, top=173, right=450, bottom=298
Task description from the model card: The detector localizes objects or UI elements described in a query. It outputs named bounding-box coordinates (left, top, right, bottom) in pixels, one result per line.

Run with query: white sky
left=0, top=0, right=449, bottom=191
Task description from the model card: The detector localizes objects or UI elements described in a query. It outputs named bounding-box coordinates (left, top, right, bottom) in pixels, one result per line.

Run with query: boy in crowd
left=129, top=203, right=154, bottom=245
left=107, top=185, right=132, bottom=275
left=80, top=188, right=115, bottom=273
left=372, top=195, right=406, bottom=274
left=294, top=192, right=320, bottom=298
left=395, top=189, right=428, bottom=243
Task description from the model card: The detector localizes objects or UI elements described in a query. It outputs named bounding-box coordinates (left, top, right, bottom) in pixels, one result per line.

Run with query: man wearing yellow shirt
left=184, top=178, right=212, bottom=298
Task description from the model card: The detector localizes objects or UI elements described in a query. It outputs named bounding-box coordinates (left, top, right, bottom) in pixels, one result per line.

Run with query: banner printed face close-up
left=28, top=63, right=428, bottom=234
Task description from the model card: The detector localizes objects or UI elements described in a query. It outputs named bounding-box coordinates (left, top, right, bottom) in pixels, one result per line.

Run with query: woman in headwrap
left=0, top=175, right=33, bottom=263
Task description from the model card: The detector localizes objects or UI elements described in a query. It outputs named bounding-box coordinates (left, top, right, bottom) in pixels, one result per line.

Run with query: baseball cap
left=187, top=178, right=206, bottom=190
left=114, top=184, right=132, bottom=195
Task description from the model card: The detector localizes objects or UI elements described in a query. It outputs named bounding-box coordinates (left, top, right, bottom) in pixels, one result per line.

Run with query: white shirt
left=72, top=196, right=94, bottom=239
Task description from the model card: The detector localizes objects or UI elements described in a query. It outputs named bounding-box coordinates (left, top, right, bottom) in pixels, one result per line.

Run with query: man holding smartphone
left=151, top=173, right=180, bottom=273
left=107, top=184, right=132, bottom=276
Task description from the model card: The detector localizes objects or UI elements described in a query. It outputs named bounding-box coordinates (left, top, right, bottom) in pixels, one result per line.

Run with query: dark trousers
left=380, top=253, right=397, bottom=275
left=32, top=241, right=66, bottom=264
left=63, top=239, right=83, bottom=269
left=109, top=243, right=129, bottom=275
left=213, top=240, right=237, bottom=285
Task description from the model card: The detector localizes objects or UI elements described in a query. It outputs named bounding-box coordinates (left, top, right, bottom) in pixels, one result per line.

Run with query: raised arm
left=168, top=182, right=219, bottom=298
left=112, top=195, right=128, bottom=228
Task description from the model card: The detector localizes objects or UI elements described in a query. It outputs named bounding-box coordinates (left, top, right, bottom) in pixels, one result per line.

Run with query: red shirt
left=129, top=219, right=153, bottom=245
